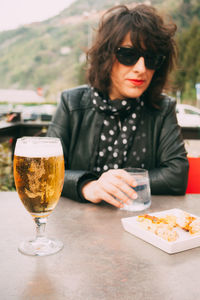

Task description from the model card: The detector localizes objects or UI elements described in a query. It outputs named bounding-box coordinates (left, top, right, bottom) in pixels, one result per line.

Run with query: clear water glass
left=121, top=168, right=151, bottom=212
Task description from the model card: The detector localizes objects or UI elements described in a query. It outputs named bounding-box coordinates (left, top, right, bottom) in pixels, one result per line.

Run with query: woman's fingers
left=82, top=169, right=138, bottom=207
left=111, top=176, right=137, bottom=200
left=98, top=169, right=138, bottom=205
left=96, top=189, right=124, bottom=208
left=82, top=180, right=124, bottom=207
left=101, top=178, right=137, bottom=204
left=100, top=169, right=137, bottom=188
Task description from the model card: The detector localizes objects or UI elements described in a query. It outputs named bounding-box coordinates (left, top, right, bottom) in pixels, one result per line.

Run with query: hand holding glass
left=13, top=137, right=64, bottom=256
left=121, top=168, right=151, bottom=212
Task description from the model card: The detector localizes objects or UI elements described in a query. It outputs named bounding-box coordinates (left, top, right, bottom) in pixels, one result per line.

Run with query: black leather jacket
left=47, top=85, right=189, bottom=202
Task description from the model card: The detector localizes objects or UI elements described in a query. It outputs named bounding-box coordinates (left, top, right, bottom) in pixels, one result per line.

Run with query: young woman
left=47, top=4, right=189, bottom=208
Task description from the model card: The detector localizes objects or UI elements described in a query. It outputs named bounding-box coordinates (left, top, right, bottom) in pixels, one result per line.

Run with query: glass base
left=18, top=237, right=63, bottom=256
left=120, top=200, right=151, bottom=212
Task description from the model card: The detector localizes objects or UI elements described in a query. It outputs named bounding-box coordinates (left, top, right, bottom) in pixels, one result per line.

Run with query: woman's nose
left=132, top=56, right=146, bottom=72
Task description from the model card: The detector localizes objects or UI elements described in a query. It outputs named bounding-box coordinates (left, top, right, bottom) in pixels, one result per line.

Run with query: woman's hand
left=81, top=169, right=137, bottom=208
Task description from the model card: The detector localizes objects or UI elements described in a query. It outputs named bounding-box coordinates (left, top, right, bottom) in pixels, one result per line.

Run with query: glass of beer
left=13, top=137, right=65, bottom=256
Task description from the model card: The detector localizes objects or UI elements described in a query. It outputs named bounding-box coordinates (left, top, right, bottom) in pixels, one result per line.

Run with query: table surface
left=1, top=192, right=200, bottom=300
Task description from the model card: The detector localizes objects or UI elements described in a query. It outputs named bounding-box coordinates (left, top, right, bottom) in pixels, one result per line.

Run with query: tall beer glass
left=13, top=137, right=64, bottom=256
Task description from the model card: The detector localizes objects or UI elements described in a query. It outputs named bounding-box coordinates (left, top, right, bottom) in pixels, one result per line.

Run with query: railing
left=1, top=121, right=200, bottom=142
left=180, top=126, right=200, bottom=139
left=0, top=121, right=49, bottom=141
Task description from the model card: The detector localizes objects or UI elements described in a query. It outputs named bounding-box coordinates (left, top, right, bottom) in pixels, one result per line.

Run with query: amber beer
left=14, top=138, right=64, bottom=218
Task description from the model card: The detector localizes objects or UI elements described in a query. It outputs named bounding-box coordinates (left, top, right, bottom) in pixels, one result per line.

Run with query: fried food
left=137, top=211, right=200, bottom=242
left=188, top=219, right=200, bottom=235
left=176, top=211, right=196, bottom=231
left=138, top=214, right=179, bottom=242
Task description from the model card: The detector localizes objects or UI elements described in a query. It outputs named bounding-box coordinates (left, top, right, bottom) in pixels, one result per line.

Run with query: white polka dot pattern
left=91, top=87, right=147, bottom=173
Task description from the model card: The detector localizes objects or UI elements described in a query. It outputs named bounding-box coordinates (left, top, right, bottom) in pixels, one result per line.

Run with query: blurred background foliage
left=0, top=0, right=199, bottom=103
left=0, top=141, right=14, bottom=191
left=174, top=18, right=200, bottom=102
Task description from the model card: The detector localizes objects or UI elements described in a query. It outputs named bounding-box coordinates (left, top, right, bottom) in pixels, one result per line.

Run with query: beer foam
left=14, top=137, right=63, bottom=157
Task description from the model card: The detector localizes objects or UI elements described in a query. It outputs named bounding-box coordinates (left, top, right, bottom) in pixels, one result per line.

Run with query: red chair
left=186, top=157, right=200, bottom=193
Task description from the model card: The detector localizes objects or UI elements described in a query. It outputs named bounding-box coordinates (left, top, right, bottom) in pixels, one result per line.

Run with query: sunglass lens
left=116, top=48, right=139, bottom=66
left=145, top=54, right=165, bottom=69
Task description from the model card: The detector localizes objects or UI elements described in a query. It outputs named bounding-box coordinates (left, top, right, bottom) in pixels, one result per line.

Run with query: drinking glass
left=121, top=168, right=151, bottom=212
left=13, top=137, right=65, bottom=256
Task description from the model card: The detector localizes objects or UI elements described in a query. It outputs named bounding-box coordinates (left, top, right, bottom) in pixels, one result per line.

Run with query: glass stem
left=34, top=217, right=47, bottom=239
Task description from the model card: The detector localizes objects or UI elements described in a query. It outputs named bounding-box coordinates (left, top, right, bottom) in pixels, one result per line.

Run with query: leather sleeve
left=47, top=90, right=97, bottom=202
left=149, top=99, right=189, bottom=195
left=62, top=170, right=98, bottom=203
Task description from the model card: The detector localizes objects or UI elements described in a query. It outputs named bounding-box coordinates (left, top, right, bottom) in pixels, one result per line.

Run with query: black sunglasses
left=115, top=47, right=166, bottom=70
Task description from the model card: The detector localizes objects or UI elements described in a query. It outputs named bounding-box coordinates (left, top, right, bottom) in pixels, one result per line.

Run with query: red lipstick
left=127, top=79, right=145, bottom=86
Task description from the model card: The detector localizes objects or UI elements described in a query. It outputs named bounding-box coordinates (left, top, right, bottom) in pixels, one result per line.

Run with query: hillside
left=0, top=0, right=199, bottom=102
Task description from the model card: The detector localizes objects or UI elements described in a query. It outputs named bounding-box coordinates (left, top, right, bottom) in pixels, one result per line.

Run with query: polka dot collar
left=91, top=87, right=146, bottom=173
left=91, top=87, right=142, bottom=116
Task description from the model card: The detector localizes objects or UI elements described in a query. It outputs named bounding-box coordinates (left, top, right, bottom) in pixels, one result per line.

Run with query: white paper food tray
left=121, top=208, right=200, bottom=254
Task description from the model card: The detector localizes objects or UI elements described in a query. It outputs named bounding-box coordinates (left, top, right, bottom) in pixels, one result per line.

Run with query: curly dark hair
left=87, top=4, right=177, bottom=106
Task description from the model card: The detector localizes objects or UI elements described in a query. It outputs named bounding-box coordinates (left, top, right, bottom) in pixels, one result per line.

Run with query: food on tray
left=138, top=214, right=179, bottom=242
left=137, top=211, right=200, bottom=242
left=137, top=215, right=159, bottom=232
left=189, top=219, right=200, bottom=235
left=155, top=223, right=179, bottom=242
left=176, top=211, right=196, bottom=231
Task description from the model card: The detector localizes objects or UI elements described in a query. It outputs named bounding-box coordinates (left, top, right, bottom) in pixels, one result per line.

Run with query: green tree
left=174, top=18, right=200, bottom=100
